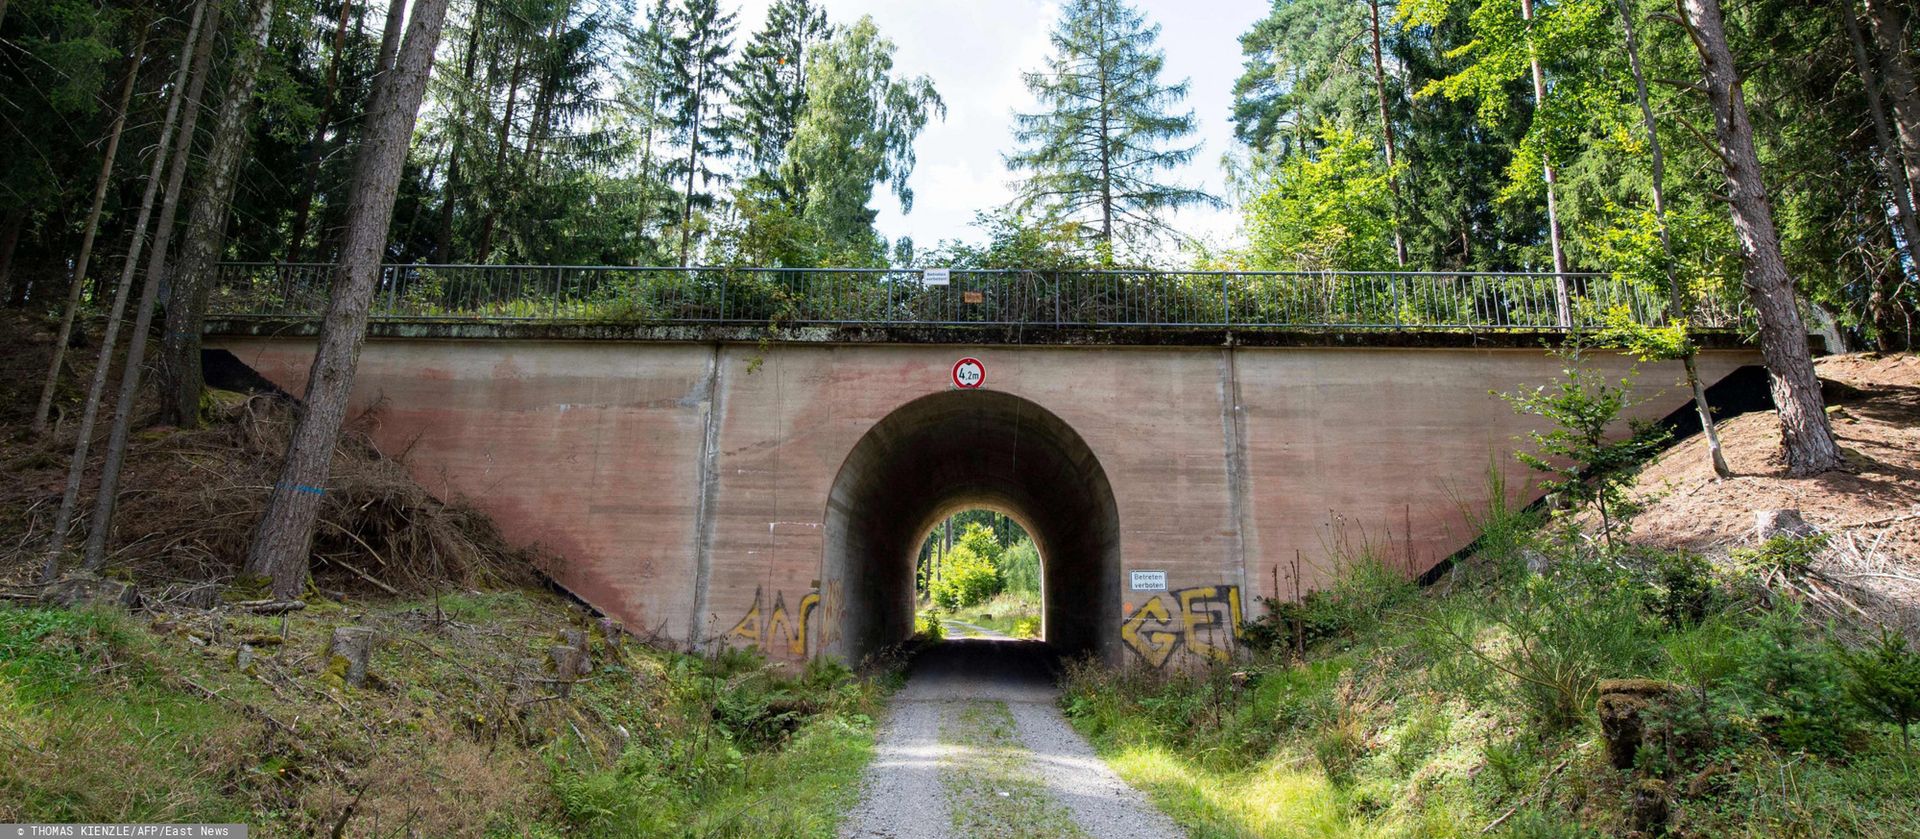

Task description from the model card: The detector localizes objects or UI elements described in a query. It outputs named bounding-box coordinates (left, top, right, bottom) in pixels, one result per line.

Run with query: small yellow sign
left=962, top=290, right=984, bottom=304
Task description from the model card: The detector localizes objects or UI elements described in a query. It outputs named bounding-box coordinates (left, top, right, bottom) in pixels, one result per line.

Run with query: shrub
left=913, top=610, right=945, bottom=641
left=929, top=542, right=1001, bottom=609
left=1742, top=607, right=1855, bottom=756
left=1243, top=557, right=1415, bottom=653
left=1732, top=533, right=1829, bottom=578
left=1643, top=550, right=1715, bottom=629
left=1010, top=616, right=1041, bottom=639
left=1501, top=338, right=1669, bottom=554
left=1838, top=629, right=1920, bottom=752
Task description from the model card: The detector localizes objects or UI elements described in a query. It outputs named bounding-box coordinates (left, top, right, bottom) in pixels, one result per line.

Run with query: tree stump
left=43, top=574, right=139, bottom=610
left=1754, top=509, right=1816, bottom=541
left=1597, top=679, right=1676, bottom=770
left=1631, top=778, right=1671, bottom=836
left=328, top=626, right=377, bottom=688
left=598, top=617, right=625, bottom=653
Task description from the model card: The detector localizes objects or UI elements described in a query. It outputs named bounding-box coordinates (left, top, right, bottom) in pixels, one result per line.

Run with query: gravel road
left=839, top=640, right=1185, bottom=839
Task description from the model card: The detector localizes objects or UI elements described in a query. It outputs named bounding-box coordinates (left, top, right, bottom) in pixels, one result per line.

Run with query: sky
left=730, top=0, right=1271, bottom=251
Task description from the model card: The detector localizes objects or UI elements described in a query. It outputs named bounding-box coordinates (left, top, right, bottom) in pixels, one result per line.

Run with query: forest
left=0, top=0, right=1913, bottom=588
left=0, top=0, right=1913, bottom=342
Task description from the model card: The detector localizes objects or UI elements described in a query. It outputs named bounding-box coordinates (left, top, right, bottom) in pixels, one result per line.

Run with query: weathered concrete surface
left=207, top=335, right=1758, bottom=667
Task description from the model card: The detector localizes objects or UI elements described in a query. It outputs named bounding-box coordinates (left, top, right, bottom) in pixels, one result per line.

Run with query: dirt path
left=940, top=617, right=1009, bottom=639
left=839, top=640, right=1184, bottom=839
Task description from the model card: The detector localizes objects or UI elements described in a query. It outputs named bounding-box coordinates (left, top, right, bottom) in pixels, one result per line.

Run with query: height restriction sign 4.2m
left=951, top=357, right=985, bottom=389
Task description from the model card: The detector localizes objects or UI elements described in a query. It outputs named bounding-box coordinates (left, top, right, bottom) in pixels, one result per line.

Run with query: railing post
left=1221, top=273, right=1230, bottom=326
left=1053, top=273, right=1062, bottom=326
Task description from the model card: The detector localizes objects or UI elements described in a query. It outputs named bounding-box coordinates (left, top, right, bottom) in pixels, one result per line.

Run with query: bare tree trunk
left=1520, top=0, right=1572, bottom=325
left=285, top=0, right=355, bottom=264
left=1615, top=0, right=1729, bottom=478
left=1678, top=0, right=1843, bottom=477
left=158, top=0, right=278, bottom=429
left=244, top=0, right=451, bottom=599
left=436, top=4, right=484, bottom=263
left=42, top=0, right=209, bottom=581
left=475, top=46, right=526, bottom=263
left=80, top=1, right=229, bottom=571
left=680, top=60, right=705, bottom=267
left=0, top=209, right=24, bottom=305
left=32, top=29, right=149, bottom=437
left=1863, top=0, right=1920, bottom=203
left=1367, top=0, right=1407, bottom=267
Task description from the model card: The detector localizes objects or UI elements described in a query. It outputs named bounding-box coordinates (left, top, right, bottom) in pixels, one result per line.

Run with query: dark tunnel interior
left=819, top=389, right=1122, bottom=662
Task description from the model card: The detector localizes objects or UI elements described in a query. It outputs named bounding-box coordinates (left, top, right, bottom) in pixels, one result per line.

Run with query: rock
left=43, top=574, right=140, bottom=610
left=597, top=617, right=625, bottom=652
left=328, top=626, right=378, bottom=688
left=1521, top=549, right=1553, bottom=575
left=1597, top=679, right=1676, bottom=771
left=1754, top=509, right=1816, bottom=541
left=548, top=645, right=587, bottom=697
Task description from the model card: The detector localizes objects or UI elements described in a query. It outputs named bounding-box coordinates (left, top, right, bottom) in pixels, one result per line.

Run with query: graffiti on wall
left=1119, top=584, right=1244, bottom=668
left=727, top=587, right=821, bottom=657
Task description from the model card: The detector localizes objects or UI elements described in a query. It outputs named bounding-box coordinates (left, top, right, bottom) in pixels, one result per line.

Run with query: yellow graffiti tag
left=727, top=587, right=823, bottom=658
left=1119, top=595, right=1180, bottom=668
left=1120, top=584, right=1244, bottom=667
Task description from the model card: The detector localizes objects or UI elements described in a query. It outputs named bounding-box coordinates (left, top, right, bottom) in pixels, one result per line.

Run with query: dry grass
left=0, top=309, right=540, bottom=596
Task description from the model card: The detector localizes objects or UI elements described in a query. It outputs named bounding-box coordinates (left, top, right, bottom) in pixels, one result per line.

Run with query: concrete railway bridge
left=204, top=264, right=1764, bottom=668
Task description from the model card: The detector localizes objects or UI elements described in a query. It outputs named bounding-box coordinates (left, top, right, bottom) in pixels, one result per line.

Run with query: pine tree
left=735, top=0, right=828, bottom=182
left=1007, top=0, right=1216, bottom=253
left=656, top=0, right=738, bottom=265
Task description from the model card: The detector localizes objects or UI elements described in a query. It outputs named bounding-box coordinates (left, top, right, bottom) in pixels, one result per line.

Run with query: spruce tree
left=735, top=0, right=829, bottom=182
left=1007, top=0, right=1216, bottom=253
left=656, top=0, right=738, bottom=265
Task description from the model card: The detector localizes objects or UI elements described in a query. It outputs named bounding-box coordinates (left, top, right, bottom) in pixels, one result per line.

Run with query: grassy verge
left=1062, top=515, right=1920, bottom=838
left=0, top=588, right=889, bottom=836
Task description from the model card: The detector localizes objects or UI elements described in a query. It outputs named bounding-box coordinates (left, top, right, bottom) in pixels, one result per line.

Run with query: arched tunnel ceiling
left=820, top=389, right=1121, bottom=662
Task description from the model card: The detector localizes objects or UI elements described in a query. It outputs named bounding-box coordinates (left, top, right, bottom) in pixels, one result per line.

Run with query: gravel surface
left=839, top=640, right=1184, bottom=839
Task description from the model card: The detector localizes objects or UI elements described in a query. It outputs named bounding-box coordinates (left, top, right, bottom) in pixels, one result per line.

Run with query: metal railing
left=206, top=263, right=1749, bottom=331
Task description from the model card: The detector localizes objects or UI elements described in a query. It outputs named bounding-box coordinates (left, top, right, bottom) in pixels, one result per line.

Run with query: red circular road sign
left=951, top=357, right=985, bottom=389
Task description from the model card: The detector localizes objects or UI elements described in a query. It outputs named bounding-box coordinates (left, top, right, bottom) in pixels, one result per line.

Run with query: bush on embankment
left=1062, top=514, right=1920, bottom=838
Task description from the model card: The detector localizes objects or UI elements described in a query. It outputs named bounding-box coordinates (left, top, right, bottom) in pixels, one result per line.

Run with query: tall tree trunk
left=0, top=209, right=24, bottom=305
left=286, top=0, right=355, bottom=264
left=1678, top=0, right=1843, bottom=477
left=436, top=3, right=484, bottom=263
left=1367, top=0, right=1407, bottom=267
left=1520, top=0, right=1571, bottom=325
left=1615, top=0, right=1729, bottom=478
left=680, top=62, right=705, bottom=267
left=245, top=0, right=451, bottom=599
left=475, top=46, right=525, bottom=263
left=1863, top=0, right=1920, bottom=204
left=1842, top=0, right=1920, bottom=351
left=42, top=0, right=209, bottom=581
left=158, top=0, right=278, bottom=429
left=32, top=29, right=147, bottom=436
left=79, top=0, right=229, bottom=571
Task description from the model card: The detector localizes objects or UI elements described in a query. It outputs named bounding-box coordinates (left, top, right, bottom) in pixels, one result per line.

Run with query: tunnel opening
left=915, top=509, right=1042, bottom=640
left=819, top=389, right=1121, bottom=664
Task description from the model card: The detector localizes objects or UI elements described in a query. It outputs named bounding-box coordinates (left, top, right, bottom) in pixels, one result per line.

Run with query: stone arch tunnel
left=206, top=329, right=1762, bottom=669
left=820, top=389, right=1121, bottom=662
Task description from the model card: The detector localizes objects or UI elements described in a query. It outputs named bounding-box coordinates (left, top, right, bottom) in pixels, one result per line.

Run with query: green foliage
left=929, top=547, right=1000, bottom=610
left=999, top=538, right=1042, bottom=596
left=782, top=16, right=944, bottom=260
left=1245, top=123, right=1400, bottom=271
left=1838, top=629, right=1920, bottom=751
left=1501, top=339, right=1669, bottom=551
left=913, top=609, right=945, bottom=641
left=1731, top=533, right=1830, bottom=578
left=1243, top=557, right=1416, bottom=653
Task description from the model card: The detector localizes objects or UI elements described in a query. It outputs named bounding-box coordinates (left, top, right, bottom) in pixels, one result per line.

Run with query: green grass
left=1, top=590, right=890, bottom=836
left=1061, top=531, right=1920, bottom=839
